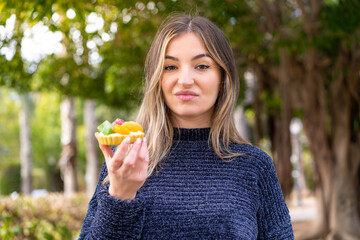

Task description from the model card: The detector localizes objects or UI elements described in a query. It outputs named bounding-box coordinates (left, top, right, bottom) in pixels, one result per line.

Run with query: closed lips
left=175, top=90, right=198, bottom=96
left=175, top=90, right=198, bottom=100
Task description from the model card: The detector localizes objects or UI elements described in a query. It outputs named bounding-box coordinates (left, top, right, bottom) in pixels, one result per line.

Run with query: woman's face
left=161, top=32, right=221, bottom=128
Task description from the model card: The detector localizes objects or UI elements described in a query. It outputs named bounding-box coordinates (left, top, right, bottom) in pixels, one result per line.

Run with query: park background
left=0, top=0, right=359, bottom=239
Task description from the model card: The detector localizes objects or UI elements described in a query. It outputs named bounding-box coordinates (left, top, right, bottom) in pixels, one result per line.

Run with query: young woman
left=79, top=14, right=294, bottom=239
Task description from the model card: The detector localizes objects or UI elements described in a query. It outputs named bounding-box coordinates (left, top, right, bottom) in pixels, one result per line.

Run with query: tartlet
left=95, top=119, right=144, bottom=145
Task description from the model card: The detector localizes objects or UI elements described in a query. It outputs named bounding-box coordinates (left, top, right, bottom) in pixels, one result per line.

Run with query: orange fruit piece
left=113, top=124, right=130, bottom=135
left=122, top=121, right=143, bottom=132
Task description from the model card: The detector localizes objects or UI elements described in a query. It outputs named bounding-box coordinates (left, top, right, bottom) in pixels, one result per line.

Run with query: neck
left=170, top=114, right=212, bottom=128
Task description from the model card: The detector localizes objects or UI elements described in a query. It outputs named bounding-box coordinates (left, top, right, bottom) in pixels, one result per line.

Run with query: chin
left=173, top=109, right=200, bottom=118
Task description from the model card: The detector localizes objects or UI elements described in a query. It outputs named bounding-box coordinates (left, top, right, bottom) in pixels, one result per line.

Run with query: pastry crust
left=95, top=132, right=144, bottom=145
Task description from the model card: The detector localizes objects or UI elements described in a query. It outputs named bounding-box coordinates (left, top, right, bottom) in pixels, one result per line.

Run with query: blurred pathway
left=288, top=195, right=318, bottom=240
left=289, top=196, right=317, bottom=222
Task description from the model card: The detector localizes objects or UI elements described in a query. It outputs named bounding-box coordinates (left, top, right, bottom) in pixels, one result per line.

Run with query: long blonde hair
left=136, top=14, right=248, bottom=175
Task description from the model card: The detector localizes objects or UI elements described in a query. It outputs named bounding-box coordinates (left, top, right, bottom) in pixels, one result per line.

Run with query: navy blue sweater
left=79, top=128, right=294, bottom=239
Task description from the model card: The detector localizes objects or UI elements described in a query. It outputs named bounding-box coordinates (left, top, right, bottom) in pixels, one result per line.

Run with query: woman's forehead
left=164, top=32, right=208, bottom=57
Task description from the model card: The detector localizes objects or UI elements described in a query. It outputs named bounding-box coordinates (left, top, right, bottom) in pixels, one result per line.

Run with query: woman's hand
left=99, top=137, right=149, bottom=200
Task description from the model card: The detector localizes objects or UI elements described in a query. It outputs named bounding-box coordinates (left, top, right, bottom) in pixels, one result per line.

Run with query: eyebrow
left=164, top=53, right=212, bottom=61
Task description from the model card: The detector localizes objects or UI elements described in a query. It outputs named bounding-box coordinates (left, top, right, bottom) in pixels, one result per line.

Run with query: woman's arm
left=78, top=137, right=149, bottom=239
left=256, top=150, right=294, bottom=240
left=78, top=160, right=108, bottom=239
left=78, top=161, right=146, bottom=240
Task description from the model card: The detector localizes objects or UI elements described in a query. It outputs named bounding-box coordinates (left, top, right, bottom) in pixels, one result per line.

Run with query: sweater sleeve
left=255, top=150, right=294, bottom=240
left=78, top=161, right=146, bottom=240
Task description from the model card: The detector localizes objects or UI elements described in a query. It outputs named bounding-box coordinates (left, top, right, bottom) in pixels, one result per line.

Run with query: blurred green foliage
left=31, top=92, right=62, bottom=190
left=0, top=89, right=20, bottom=162
left=0, top=193, right=87, bottom=240
left=0, top=163, right=20, bottom=195
left=0, top=88, right=21, bottom=195
left=0, top=0, right=258, bottom=107
left=0, top=87, right=138, bottom=194
left=1, top=0, right=359, bottom=104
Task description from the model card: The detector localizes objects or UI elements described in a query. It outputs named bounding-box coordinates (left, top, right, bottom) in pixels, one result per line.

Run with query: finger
left=95, top=133, right=113, bottom=160
left=126, top=138, right=142, bottom=165
left=111, top=137, right=131, bottom=169
left=120, top=138, right=142, bottom=176
left=137, top=137, right=149, bottom=164
left=99, top=144, right=114, bottom=163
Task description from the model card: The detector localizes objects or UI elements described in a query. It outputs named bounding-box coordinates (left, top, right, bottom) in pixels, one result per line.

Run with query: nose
left=177, top=67, right=194, bottom=86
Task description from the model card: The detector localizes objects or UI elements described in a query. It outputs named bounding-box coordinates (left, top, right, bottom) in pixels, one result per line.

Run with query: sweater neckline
left=173, top=128, right=211, bottom=141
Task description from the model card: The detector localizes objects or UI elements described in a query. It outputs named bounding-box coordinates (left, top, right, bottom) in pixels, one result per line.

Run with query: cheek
left=208, top=76, right=221, bottom=100
left=161, top=77, right=169, bottom=96
left=211, top=84, right=220, bottom=101
left=161, top=77, right=174, bottom=103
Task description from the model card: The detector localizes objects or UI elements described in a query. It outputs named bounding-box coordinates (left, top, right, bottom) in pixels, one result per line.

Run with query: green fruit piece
left=97, top=120, right=114, bottom=135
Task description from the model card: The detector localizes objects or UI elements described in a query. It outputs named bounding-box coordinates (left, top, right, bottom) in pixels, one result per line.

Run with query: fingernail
left=143, top=137, right=147, bottom=143
left=135, top=138, right=142, bottom=145
left=124, top=137, right=130, bottom=143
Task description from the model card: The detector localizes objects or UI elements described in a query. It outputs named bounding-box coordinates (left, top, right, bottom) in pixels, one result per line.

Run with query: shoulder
left=229, top=143, right=275, bottom=172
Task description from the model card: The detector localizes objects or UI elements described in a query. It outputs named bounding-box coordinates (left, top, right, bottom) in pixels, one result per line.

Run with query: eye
left=195, top=64, right=210, bottom=70
left=164, top=65, right=177, bottom=71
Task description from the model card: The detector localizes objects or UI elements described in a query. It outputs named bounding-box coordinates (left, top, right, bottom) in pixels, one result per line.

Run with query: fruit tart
left=95, top=118, right=144, bottom=145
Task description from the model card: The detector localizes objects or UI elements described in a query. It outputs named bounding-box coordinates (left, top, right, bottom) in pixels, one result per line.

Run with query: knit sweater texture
left=79, top=128, right=294, bottom=239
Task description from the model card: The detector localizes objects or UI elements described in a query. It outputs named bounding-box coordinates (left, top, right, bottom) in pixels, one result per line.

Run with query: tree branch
left=349, top=32, right=360, bottom=102
left=310, top=0, right=324, bottom=23
left=296, top=0, right=311, bottom=34
left=297, top=0, right=324, bottom=35
left=256, top=0, right=281, bottom=32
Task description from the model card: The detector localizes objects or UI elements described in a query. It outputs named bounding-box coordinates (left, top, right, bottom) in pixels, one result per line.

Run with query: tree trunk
left=251, top=64, right=266, bottom=144
left=58, top=96, right=78, bottom=197
left=275, top=49, right=294, bottom=198
left=84, top=99, right=99, bottom=198
left=250, top=1, right=360, bottom=238
left=19, top=93, right=32, bottom=195
left=251, top=61, right=293, bottom=197
left=327, top=45, right=360, bottom=240
left=298, top=48, right=333, bottom=239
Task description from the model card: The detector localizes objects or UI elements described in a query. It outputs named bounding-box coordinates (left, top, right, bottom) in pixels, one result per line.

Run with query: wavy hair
left=136, top=14, right=248, bottom=175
